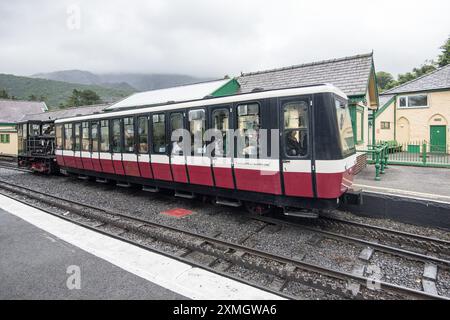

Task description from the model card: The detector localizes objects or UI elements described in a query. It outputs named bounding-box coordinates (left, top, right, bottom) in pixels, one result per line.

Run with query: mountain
left=32, top=70, right=212, bottom=92
left=0, top=73, right=134, bottom=109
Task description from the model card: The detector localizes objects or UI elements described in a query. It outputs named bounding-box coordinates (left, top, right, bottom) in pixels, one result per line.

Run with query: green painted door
left=430, top=125, right=446, bottom=153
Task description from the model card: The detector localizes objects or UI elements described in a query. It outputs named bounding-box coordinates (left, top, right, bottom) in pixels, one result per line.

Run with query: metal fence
left=377, top=140, right=450, bottom=168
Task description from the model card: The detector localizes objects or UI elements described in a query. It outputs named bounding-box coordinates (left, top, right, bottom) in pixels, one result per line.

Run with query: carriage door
left=122, top=117, right=140, bottom=177
left=151, top=113, right=172, bottom=181
left=169, top=111, right=188, bottom=183
left=281, top=98, right=314, bottom=197
left=73, top=122, right=84, bottom=169
left=210, top=106, right=234, bottom=189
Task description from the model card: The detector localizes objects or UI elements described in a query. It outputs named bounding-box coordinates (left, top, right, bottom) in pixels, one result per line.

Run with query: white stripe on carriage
left=151, top=154, right=170, bottom=164
left=99, top=152, right=112, bottom=160
left=283, top=160, right=311, bottom=173
left=122, top=153, right=138, bottom=161
left=315, top=155, right=357, bottom=174
left=137, top=154, right=150, bottom=162
left=186, top=156, right=211, bottom=167
left=112, top=153, right=122, bottom=161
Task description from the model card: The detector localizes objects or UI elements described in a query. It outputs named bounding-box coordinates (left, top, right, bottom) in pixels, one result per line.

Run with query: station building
left=375, top=64, right=450, bottom=153
left=0, top=99, right=47, bottom=157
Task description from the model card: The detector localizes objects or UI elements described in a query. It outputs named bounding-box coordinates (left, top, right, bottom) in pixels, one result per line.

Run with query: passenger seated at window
left=172, top=136, right=184, bottom=155
left=286, top=131, right=307, bottom=156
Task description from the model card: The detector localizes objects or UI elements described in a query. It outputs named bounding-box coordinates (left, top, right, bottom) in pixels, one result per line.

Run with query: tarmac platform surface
left=354, top=165, right=450, bottom=203
left=343, top=165, right=450, bottom=230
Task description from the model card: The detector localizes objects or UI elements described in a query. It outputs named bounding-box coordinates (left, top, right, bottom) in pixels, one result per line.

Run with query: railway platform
left=0, top=196, right=281, bottom=300
left=343, top=165, right=450, bottom=230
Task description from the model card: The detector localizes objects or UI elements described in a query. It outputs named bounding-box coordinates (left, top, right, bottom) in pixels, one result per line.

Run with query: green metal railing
left=378, top=140, right=450, bottom=168
left=357, top=142, right=389, bottom=181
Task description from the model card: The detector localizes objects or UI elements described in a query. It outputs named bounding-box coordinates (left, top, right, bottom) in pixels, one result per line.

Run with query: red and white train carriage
left=54, top=84, right=357, bottom=216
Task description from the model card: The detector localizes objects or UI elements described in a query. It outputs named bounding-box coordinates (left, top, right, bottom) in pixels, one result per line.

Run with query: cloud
left=0, top=0, right=449, bottom=77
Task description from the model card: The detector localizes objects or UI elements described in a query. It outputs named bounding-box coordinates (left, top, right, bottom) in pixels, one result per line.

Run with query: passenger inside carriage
left=285, top=130, right=307, bottom=156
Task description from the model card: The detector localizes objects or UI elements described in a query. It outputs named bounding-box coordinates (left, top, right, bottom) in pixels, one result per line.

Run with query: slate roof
left=238, top=53, right=374, bottom=97
left=20, top=104, right=109, bottom=122
left=382, top=64, right=450, bottom=95
left=0, top=100, right=48, bottom=123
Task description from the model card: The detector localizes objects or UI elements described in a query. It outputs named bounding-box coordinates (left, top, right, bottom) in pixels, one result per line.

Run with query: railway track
left=0, top=163, right=31, bottom=173
left=0, top=179, right=447, bottom=300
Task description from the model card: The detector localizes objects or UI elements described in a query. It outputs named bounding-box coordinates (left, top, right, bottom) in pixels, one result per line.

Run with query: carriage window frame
left=64, top=123, right=73, bottom=151
left=170, top=112, right=185, bottom=156
left=91, top=121, right=100, bottom=153
left=123, top=117, right=135, bottom=153
left=137, top=116, right=149, bottom=154
left=152, top=113, right=166, bottom=154
left=111, top=119, right=122, bottom=153
left=100, top=120, right=110, bottom=152
left=236, top=102, right=261, bottom=158
left=189, top=109, right=206, bottom=156
left=74, top=122, right=82, bottom=151
left=30, top=123, right=41, bottom=136
left=211, top=108, right=230, bottom=158
left=81, top=121, right=90, bottom=152
left=42, top=123, right=54, bottom=136
left=282, top=100, right=309, bottom=158
left=55, top=124, right=63, bottom=150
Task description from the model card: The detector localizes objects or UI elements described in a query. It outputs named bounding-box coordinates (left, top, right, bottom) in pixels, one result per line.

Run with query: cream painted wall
left=0, top=125, right=18, bottom=156
left=375, top=90, right=450, bottom=148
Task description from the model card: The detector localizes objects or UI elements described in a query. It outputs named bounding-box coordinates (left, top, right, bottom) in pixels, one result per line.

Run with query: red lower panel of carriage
left=63, top=156, right=76, bottom=168
left=187, top=165, right=213, bottom=186
left=56, top=155, right=65, bottom=166
left=171, top=164, right=188, bottom=183
left=81, top=157, right=94, bottom=171
left=138, top=162, right=153, bottom=179
left=123, top=160, right=140, bottom=177
left=151, top=163, right=172, bottom=181
left=213, top=167, right=234, bottom=189
left=315, top=172, right=345, bottom=198
left=100, top=159, right=115, bottom=174
left=282, top=172, right=313, bottom=197
left=113, top=160, right=125, bottom=175
left=92, top=158, right=102, bottom=172
left=234, top=169, right=282, bottom=195
left=74, top=157, right=84, bottom=169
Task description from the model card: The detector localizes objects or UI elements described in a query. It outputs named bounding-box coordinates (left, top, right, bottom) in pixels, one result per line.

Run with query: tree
left=0, top=89, right=10, bottom=99
left=376, top=71, right=395, bottom=91
left=65, top=89, right=102, bottom=107
left=437, top=36, right=450, bottom=67
left=28, top=94, right=38, bottom=101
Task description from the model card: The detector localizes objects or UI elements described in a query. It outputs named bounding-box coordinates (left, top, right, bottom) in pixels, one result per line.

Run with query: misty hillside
left=32, top=70, right=212, bottom=92
left=0, top=73, right=134, bottom=109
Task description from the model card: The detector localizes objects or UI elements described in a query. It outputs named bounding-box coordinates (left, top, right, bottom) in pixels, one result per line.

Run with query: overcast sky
left=1, top=0, right=449, bottom=78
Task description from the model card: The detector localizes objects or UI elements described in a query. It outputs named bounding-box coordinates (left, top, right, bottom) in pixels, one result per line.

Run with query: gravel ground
left=436, top=269, right=450, bottom=297
left=324, top=209, right=450, bottom=241
left=283, top=281, right=344, bottom=300
left=302, top=238, right=361, bottom=273
left=366, top=252, right=423, bottom=291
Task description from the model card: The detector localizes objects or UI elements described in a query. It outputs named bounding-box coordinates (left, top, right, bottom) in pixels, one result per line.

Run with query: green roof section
left=211, top=78, right=240, bottom=97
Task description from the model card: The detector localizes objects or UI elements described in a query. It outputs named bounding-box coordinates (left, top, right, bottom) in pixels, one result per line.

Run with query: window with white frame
left=397, top=94, right=428, bottom=108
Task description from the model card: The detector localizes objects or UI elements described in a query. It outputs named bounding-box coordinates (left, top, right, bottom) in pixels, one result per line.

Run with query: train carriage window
left=42, top=123, right=54, bottom=135
left=111, top=119, right=121, bottom=153
left=74, top=123, right=82, bottom=151
left=64, top=123, right=73, bottom=150
left=189, top=109, right=205, bottom=156
left=55, top=124, right=63, bottom=150
left=123, top=117, right=134, bottom=153
left=138, top=116, right=149, bottom=154
left=30, top=123, right=40, bottom=136
left=152, top=114, right=166, bottom=154
left=18, top=124, right=24, bottom=154
left=81, top=122, right=90, bottom=152
left=335, top=99, right=355, bottom=156
left=283, top=101, right=308, bottom=157
left=237, top=103, right=260, bottom=158
left=91, top=121, right=99, bottom=152
left=170, top=113, right=184, bottom=155
left=211, top=109, right=229, bottom=157
left=100, top=120, right=110, bottom=152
